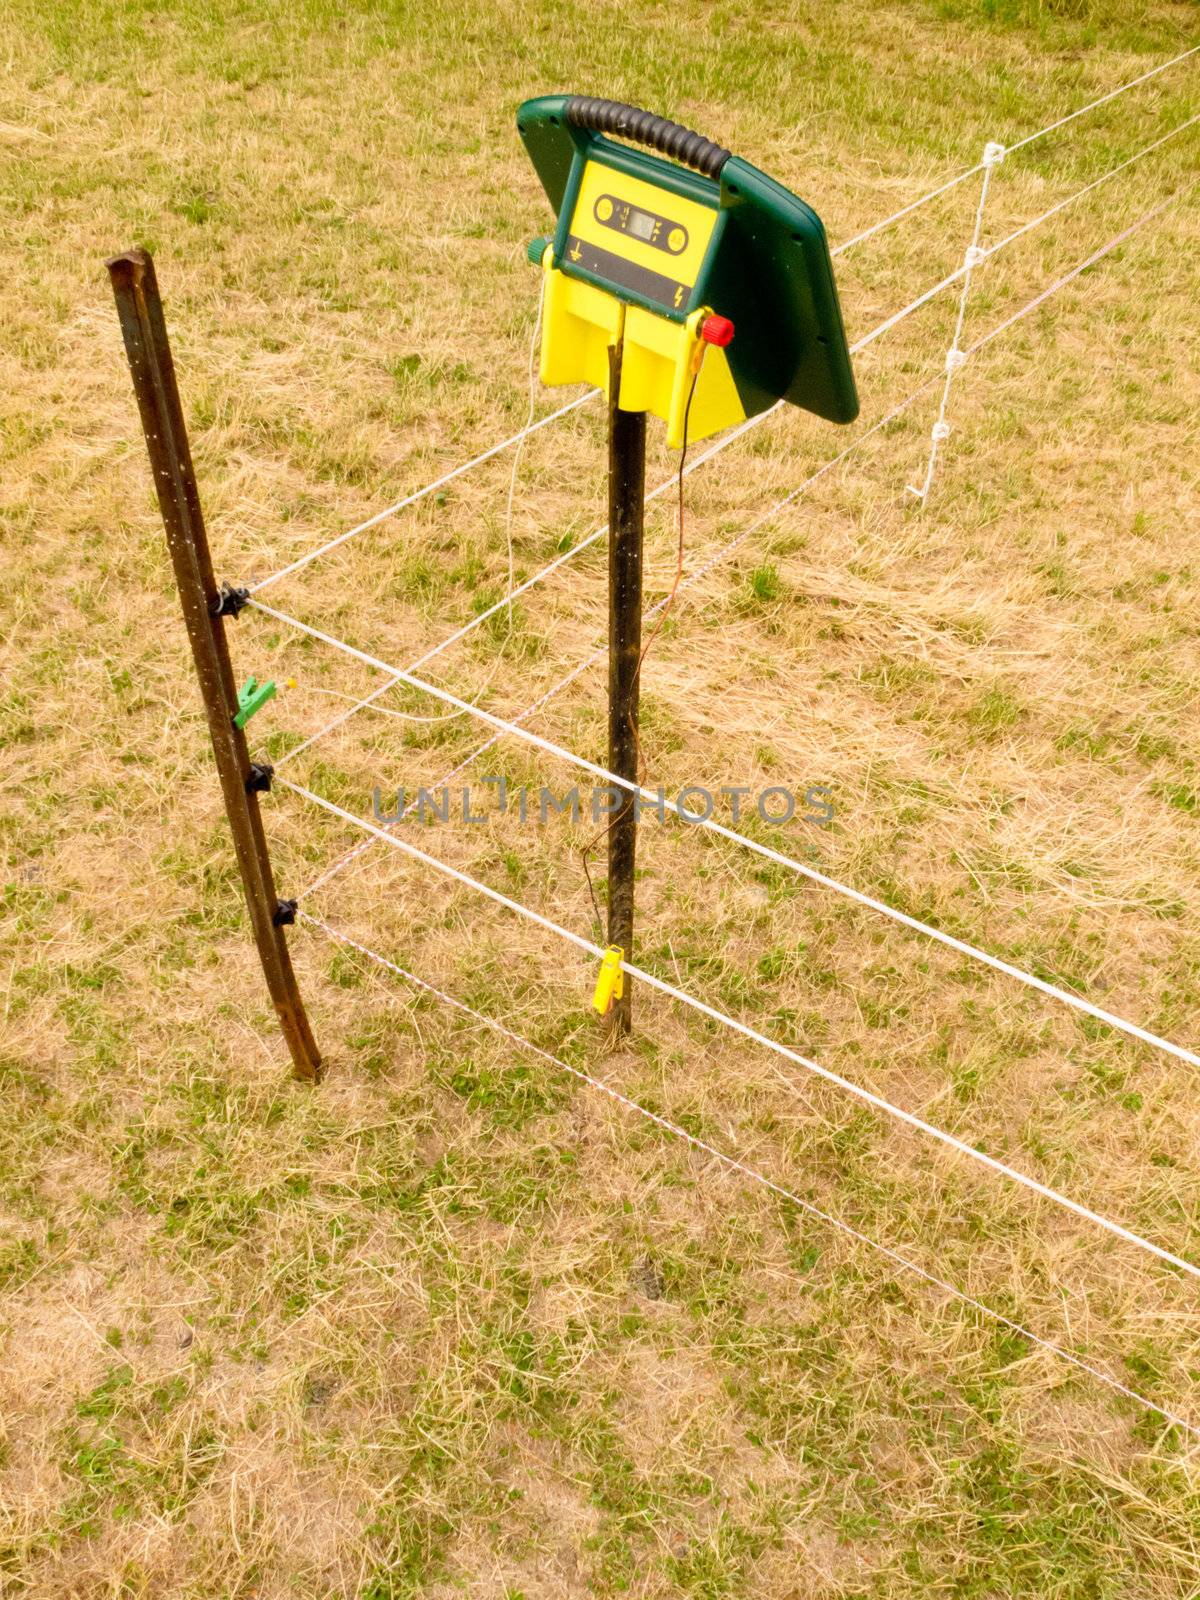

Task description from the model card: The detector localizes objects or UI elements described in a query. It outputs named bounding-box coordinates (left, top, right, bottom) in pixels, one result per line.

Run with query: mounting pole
left=606, top=333, right=645, bottom=1036
left=107, top=248, right=323, bottom=1082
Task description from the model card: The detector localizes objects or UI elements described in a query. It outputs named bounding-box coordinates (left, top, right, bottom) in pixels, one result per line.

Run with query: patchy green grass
left=2, top=0, right=1200, bottom=1594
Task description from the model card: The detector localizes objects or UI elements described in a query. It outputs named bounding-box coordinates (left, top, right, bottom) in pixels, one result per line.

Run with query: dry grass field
left=3, top=0, right=1200, bottom=1594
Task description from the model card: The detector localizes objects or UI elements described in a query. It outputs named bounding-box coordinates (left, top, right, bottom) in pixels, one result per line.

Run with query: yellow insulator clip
left=591, top=945, right=624, bottom=1016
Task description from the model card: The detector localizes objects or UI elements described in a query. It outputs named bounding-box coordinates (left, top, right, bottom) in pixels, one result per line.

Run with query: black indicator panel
left=563, top=235, right=690, bottom=312
left=593, top=194, right=688, bottom=256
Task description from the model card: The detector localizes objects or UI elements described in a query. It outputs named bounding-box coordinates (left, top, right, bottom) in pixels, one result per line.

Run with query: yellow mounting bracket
left=591, top=945, right=625, bottom=1016
left=535, top=245, right=745, bottom=448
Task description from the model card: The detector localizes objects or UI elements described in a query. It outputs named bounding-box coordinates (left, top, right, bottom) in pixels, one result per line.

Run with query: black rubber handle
left=564, top=96, right=732, bottom=180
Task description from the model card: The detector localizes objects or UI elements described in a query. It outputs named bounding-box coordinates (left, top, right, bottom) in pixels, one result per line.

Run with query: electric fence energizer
left=519, top=94, right=859, bottom=1030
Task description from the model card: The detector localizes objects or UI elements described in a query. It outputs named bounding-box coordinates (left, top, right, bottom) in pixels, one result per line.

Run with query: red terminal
left=700, top=314, right=735, bottom=347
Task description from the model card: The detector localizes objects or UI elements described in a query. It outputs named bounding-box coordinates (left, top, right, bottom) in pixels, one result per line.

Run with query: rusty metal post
left=107, top=248, right=323, bottom=1081
left=606, top=336, right=645, bottom=1036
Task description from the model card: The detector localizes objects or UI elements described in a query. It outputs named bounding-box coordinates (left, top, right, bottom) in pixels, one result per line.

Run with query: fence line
left=302, top=908, right=1198, bottom=1439
left=246, top=388, right=599, bottom=597
left=906, top=140, right=1005, bottom=504
left=834, top=161, right=986, bottom=255
left=971, top=186, right=1194, bottom=355
left=274, top=405, right=793, bottom=770
left=836, top=41, right=1199, bottom=253
left=272, top=126, right=1197, bottom=789
left=985, top=112, right=1199, bottom=259
left=850, top=131, right=1195, bottom=357
left=251, top=184, right=1200, bottom=1075
left=1006, top=42, right=1199, bottom=156
left=280, top=776, right=1200, bottom=1285
left=255, top=578, right=1200, bottom=1075
left=293, top=376, right=943, bottom=897
left=244, top=47, right=1199, bottom=599
left=242, top=58, right=1198, bottom=1431
left=289, top=185, right=1196, bottom=979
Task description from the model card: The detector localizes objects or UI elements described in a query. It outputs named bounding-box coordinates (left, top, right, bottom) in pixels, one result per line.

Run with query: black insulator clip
left=273, top=898, right=298, bottom=927
left=210, top=583, right=250, bottom=618
left=245, top=761, right=275, bottom=794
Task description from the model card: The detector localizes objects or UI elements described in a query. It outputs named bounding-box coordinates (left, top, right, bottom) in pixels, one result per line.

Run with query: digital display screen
left=626, top=208, right=656, bottom=243
left=588, top=190, right=690, bottom=258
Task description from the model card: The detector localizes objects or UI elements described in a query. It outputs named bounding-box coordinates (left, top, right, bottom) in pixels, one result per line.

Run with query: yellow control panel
left=563, top=161, right=719, bottom=315
left=537, top=160, right=739, bottom=448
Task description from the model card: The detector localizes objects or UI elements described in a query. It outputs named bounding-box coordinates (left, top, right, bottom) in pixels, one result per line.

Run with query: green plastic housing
left=517, top=94, right=859, bottom=427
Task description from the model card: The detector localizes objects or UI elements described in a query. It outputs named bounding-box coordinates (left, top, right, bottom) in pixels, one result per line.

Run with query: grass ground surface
left=3, top=0, right=1200, bottom=1594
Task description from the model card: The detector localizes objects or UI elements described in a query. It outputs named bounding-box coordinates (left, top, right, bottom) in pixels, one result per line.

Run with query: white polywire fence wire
left=832, top=161, right=986, bottom=255
left=255, top=582, right=1200, bottom=1077
left=1006, top=43, right=1200, bottom=155
left=270, top=124, right=1164, bottom=774
left=836, top=40, right=1200, bottom=253
left=985, top=111, right=1200, bottom=259
left=906, top=140, right=1005, bottom=503
left=244, top=43, right=1200, bottom=600
left=300, top=282, right=554, bottom=748
left=274, top=187, right=1197, bottom=1067
left=301, top=908, right=1200, bottom=1441
left=280, top=776, right=1200, bottom=1286
left=274, top=402, right=788, bottom=771
left=283, top=185, right=1194, bottom=959
left=292, top=375, right=943, bottom=900
left=245, top=386, right=600, bottom=597
left=970, top=185, right=1196, bottom=357
left=852, top=115, right=1199, bottom=360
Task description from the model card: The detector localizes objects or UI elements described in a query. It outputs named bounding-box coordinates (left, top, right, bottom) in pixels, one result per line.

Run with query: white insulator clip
left=982, top=141, right=1006, bottom=168
left=931, top=420, right=951, bottom=444
left=964, top=244, right=986, bottom=270
left=944, top=346, right=966, bottom=375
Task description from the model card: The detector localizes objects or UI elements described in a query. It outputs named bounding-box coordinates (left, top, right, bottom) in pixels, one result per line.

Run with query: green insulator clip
left=233, top=675, right=276, bottom=729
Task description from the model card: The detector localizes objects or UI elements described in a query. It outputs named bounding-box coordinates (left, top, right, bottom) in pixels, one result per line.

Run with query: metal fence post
left=606, top=335, right=645, bottom=1036
left=107, top=248, right=323, bottom=1081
